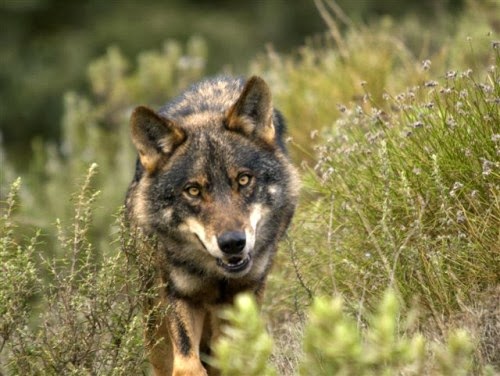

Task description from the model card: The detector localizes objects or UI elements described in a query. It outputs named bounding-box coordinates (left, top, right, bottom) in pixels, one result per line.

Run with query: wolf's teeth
left=216, top=255, right=251, bottom=273
left=227, top=257, right=243, bottom=265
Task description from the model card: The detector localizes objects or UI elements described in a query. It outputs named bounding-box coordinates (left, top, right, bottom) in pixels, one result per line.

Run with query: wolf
left=125, top=75, right=299, bottom=375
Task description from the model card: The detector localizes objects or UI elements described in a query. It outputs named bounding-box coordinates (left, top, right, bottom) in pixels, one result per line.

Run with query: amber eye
left=237, top=174, right=252, bottom=187
left=185, top=186, right=201, bottom=197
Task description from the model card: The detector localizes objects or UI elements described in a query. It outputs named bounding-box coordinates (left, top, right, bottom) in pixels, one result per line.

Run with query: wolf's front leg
left=167, top=298, right=208, bottom=376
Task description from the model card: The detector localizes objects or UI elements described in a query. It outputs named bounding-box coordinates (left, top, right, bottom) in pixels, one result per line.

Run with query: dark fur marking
left=272, top=109, right=287, bottom=151
left=132, top=158, right=144, bottom=182
left=169, top=257, right=207, bottom=277
left=216, top=279, right=231, bottom=305
left=174, top=313, right=191, bottom=356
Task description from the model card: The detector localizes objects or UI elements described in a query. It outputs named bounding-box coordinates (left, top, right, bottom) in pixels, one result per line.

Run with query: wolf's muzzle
left=217, top=231, right=246, bottom=255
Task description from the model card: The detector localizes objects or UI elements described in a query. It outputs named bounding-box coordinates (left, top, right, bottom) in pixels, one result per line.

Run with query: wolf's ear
left=226, top=76, right=276, bottom=146
left=130, top=106, right=185, bottom=173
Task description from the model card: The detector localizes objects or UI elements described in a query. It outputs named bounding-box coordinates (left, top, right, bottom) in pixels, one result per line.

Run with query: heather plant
left=29, top=167, right=146, bottom=374
left=0, top=178, right=40, bottom=360
left=0, top=166, right=150, bottom=374
left=300, top=290, right=472, bottom=376
left=266, top=42, right=499, bottom=372
left=251, top=1, right=497, bottom=162
left=288, top=46, right=498, bottom=304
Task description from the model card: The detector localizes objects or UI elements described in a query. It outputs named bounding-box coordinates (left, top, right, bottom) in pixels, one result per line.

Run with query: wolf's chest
left=167, top=267, right=257, bottom=305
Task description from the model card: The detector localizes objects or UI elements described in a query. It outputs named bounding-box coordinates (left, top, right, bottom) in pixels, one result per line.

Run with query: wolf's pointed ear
left=130, top=106, right=185, bottom=173
left=226, top=76, right=276, bottom=146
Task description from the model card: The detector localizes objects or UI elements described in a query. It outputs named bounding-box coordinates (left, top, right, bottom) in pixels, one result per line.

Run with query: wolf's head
left=128, top=76, right=298, bottom=279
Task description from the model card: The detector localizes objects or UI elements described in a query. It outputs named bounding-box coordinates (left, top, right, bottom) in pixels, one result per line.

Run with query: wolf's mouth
left=216, top=255, right=251, bottom=273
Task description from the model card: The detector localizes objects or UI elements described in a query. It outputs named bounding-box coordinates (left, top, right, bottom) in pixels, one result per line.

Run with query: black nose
left=217, top=231, right=246, bottom=255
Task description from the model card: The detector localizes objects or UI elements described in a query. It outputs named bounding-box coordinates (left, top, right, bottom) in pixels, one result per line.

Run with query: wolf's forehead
left=183, top=132, right=259, bottom=178
left=189, top=133, right=239, bottom=169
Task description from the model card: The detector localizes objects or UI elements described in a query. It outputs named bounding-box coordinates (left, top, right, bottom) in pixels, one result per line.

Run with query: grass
left=265, top=44, right=499, bottom=374
left=285, top=53, right=499, bottom=308
left=1, top=3, right=499, bottom=374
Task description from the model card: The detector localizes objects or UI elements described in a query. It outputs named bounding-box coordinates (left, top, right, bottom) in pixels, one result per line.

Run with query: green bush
left=212, top=295, right=277, bottom=376
left=0, top=166, right=155, bottom=374
left=0, top=178, right=40, bottom=360
left=266, top=43, right=499, bottom=373
left=213, top=291, right=493, bottom=376
left=275, top=46, right=499, bottom=308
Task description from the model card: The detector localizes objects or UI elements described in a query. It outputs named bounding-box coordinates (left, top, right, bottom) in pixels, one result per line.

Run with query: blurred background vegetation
left=1, top=0, right=469, bottom=169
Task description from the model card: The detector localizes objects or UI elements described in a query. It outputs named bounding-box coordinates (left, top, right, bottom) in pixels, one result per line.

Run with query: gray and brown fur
left=125, top=76, right=299, bottom=375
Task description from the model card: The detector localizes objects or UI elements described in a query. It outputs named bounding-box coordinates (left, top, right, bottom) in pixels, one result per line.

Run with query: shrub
left=266, top=41, right=499, bottom=373
left=214, top=291, right=492, bottom=375
left=0, top=166, right=149, bottom=374
left=212, top=295, right=277, bottom=376
left=0, top=178, right=40, bottom=362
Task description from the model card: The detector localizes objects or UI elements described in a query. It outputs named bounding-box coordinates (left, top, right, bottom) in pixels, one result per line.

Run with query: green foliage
left=0, top=178, right=40, bottom=357
left=263, top=13, right=499, bottom=372
left=280, top=47, right=499, bottom=313
left=212, top=295, right=277, bottom=376
left=0, top=166, right=148, bottom=374
left=215, top=290, right=480, bottom=375
left=434, top=329, right=474, bottom=376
